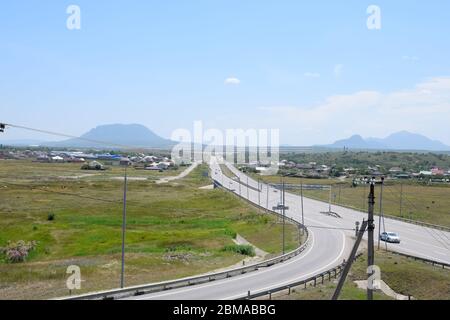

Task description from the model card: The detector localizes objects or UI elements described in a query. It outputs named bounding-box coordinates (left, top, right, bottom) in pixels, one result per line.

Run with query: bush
left=224, top=229, right=237, bottom=239
left=47, top=213, right=55, bottom=221
left=222, top=244, right=255, bottom=257
left=0, top=240, right=37, bottom=263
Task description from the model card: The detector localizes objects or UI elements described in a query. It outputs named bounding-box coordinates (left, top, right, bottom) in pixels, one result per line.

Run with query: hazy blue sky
left=1, top=1, right=450, bottom=145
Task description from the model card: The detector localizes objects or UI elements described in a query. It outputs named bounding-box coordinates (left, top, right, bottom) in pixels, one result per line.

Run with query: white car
left=380, top=232, right=401, bottom=243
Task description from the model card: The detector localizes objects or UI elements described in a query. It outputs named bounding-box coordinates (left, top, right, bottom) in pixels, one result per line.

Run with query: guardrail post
left=328, top=271, right=331, bottom=281
left=268, top=291, right=272, bottom=300
left=288, top=286, right=291, bottom=295
left=313, top=278, right=317, bottom=287
left=248, top=291, right=250, bottom=298
left=321, top=275, right=324, bottom=284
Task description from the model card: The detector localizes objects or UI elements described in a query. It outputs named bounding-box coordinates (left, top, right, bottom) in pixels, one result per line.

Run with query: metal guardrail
left=237, top=248, right=450, bottom=301
left=236, top=254, right=362, bottom=300
left=388, top=250, right=450, bottom=269
left=64, top=179, right=310, bottom=300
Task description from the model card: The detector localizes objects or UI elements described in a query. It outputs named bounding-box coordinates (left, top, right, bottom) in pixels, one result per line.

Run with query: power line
left=1, top=122, right=165, bottom=152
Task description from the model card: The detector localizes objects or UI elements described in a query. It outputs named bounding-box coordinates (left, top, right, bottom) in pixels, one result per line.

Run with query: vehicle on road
left=380, top=232, right=401, bottom=243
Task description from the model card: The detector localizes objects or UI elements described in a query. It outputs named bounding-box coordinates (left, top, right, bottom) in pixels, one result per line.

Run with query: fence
left=236, top=254, right=362, bottom=300
left=388, top=250, right=450, bottom=269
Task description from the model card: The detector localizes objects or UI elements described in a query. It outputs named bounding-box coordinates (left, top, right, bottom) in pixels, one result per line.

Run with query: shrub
left=222, top=244, right=255, bottom=257
left=224, top=229, right=237, bottom=239
left=0, top=240, right=37, bottom=263
left=47, top=213, right=55, bottom=221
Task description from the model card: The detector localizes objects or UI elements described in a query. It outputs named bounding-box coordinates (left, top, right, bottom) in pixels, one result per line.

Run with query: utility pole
left=338, top=185, right=341, bottom=204
left=367, top=177, right=376, bottom=300
left=266, top=183, right=269, bottom=213
left=300, top=178, right=305, bottom=235
left=258, top=178, right=261, bottom=213
left=378, top=177, right=384, bottom=250
left=282, top=180, right=286, bottom=254
left=279, top=176, right=282, bottom=205
left=272, top=181, right=289, bottom=255
left=328, top=185, right=332, bottom=213
left=247, top=176, right=249, bottom=199
left=362, top=178, right=367, bottom=211
left=399, top=183, right=403, bottom=218
left=120, top=165, right=128, bottom=289
left=332, top=219, right=368, bottom=300
left=238, top=177, right=241, bottom=196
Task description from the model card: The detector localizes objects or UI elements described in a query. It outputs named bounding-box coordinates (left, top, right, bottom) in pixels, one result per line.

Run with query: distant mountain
left=327, top=135, right=386, bottom=149
left=324, top=131, right=450, bottom=151
left=45, top=124, right=176, bottom=149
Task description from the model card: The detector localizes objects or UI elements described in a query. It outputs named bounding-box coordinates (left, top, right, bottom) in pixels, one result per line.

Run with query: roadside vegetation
left=0, top=161, right=300, bottom=299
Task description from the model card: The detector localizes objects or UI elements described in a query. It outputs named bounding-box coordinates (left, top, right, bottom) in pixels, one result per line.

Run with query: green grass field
left=250, top=174, right=450, bottom=226
left=0, top=160, right=300, bottom=299
left=275, top=249, right=450, bottom=300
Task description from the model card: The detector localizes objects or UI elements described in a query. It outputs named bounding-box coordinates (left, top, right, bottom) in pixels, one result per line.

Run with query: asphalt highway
left=127, top=158, right=449, bottom=300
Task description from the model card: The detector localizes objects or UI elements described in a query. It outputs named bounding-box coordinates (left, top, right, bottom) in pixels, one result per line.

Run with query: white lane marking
left=398, top=236, right=449, bottom=251
left=395, top=247, right=450, bottom=263
left=218, top=165, right=449, bottom=259
left=433, top=250, right=449, bottom=256
left=221, top=231, right=347, bottom=300
left=133, top=229, right=318, bottom=300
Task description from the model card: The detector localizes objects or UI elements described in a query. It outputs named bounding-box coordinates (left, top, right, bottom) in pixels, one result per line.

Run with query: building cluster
left=275, top=159, right=450, bottom=181
left=0, top=150, right=176, bottom=171
left=277, top=160, right=331, bottom=178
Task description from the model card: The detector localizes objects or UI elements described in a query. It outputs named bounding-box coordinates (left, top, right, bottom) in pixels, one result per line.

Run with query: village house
left=431, top=167, right=445, bottom=176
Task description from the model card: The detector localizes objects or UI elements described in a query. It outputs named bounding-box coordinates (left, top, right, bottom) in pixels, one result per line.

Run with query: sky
left=1, top=0, right=450, bottom=146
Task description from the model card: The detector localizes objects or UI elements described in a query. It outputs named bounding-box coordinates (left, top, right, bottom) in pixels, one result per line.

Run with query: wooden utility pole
left=332, top=219, right=368, bottom=300
left=367, top=178, right=376, bottom=300
left=120, top=165, right=128, bottom=289
left=246, top=176, right=249, bottom=199
left=300, top=178, right=305, bottom=235
left=258, top=178, right=261, bottom=213
left=378, top=177, right=384, bottom=250
left=282, top=181, right=286, bottom=254
left=399, top=183, right=403, bottom=217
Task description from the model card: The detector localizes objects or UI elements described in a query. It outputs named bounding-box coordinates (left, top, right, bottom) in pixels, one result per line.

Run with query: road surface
left=127, top=158, right=449, bottom=300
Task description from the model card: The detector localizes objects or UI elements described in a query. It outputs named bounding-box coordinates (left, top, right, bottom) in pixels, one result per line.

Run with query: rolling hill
left=324, top=131, right=450, bottom=151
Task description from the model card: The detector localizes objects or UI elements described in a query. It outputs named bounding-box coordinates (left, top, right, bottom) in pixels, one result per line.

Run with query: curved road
left=128, top=158, right=449, bottom=300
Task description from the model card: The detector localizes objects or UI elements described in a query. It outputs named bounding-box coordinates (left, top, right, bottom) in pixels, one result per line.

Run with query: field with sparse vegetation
left=0, top=160, right=300, bottom=299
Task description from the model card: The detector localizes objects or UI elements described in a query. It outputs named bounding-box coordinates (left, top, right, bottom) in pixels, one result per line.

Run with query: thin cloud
left=334, top=64, right=344, bottom=78
left=224, top=77, right=241, bottom=85
left=402, top=55, right=419, bottom=62
left=258, top=77, right=450, bottom=145
left=304, top=72, right=321, bottom=78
